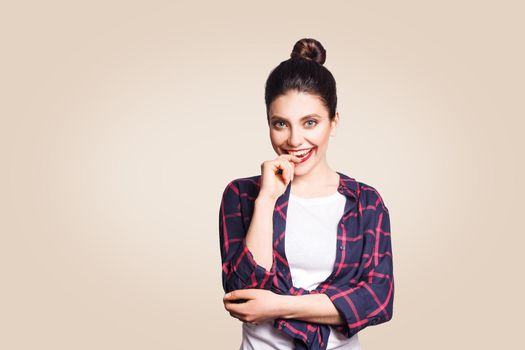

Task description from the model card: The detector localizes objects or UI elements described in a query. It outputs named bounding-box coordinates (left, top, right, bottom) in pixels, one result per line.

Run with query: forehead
left=269, top=91, right=328, bottom=120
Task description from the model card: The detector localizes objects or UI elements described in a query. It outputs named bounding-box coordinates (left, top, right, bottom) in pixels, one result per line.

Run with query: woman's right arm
left=244, top=194, right=277, bottom=271
left=219, top=180, right=277, bottom=293
left=219, top=155, right=300, bottom=293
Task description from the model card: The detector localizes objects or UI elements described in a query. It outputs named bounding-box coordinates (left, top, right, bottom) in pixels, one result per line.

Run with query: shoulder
left=339, top=172, right=389, bottom=214
left=221, top=174, right=262, bottom=199
left=356, top=180, right=389, bottom=213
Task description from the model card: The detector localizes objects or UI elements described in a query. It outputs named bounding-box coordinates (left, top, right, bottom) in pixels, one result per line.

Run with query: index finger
left=278, top=153, right=301, bottom=163
left=223, top=289, right=253, bottom=301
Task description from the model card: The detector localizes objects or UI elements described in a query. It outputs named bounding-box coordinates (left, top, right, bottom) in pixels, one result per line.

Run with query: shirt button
left=339, top=245, right=344, bottom=250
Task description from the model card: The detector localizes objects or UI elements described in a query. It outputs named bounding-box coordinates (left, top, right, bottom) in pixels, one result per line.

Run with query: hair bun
left=290, top=38, right=326, bottom=65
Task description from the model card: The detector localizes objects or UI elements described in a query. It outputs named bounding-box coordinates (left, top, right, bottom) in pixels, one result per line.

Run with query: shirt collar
left=275, top=171, right=358, bottom=204
left=336, top=171, right=358, bottom=201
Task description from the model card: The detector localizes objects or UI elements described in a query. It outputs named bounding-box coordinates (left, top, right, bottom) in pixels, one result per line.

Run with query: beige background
left=1, top=0, right=523, bottom=349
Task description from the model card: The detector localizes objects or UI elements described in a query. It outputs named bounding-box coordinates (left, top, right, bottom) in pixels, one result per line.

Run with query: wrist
left=278, top=295, right=299, bottom=319
left=256, top=193, right=278, bottom=205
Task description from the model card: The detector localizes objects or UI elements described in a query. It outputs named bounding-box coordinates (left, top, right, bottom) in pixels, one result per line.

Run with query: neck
left=291, top=160, right=337, bottom=188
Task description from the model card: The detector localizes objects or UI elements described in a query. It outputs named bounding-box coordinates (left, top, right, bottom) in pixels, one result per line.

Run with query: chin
left=293, top=164, right=312, bottom=176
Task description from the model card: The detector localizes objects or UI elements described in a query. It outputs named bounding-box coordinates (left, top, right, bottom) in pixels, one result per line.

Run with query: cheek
left=269, top=132, right=285, bottom=145
left=269, top=137, right=282, bottom=153
left=309, top=130, right=328, bottom=144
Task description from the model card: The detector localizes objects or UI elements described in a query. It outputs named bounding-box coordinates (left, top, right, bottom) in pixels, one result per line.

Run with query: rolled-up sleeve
left=323, top=203, right=394, bottom=337
left=219, top=180, right=275, bottom=293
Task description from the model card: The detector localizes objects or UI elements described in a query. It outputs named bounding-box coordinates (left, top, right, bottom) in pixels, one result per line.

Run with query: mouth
left=285, top=147, right=316, bottom=163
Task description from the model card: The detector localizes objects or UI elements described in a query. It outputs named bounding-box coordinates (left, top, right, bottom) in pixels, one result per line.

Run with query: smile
left=286, top=147, right=316, bottom=163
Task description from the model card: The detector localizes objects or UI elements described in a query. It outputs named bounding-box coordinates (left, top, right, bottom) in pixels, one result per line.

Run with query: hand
left=259, top=154, right=301, bottom=201
left=223, top=289, right=285, bottom=325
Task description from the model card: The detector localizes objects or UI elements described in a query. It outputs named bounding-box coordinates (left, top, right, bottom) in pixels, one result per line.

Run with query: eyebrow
left=269, top=113, right=323, bottom=121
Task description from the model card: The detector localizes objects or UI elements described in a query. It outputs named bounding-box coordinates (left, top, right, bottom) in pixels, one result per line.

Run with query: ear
left=330, top=112, right=340, bottom=136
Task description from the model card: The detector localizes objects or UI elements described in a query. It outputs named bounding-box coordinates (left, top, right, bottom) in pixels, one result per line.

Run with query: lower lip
left=294, top=147, right=316, bottom=163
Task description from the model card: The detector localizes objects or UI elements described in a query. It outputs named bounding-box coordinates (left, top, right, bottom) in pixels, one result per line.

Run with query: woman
left=219, top=38, right=394, bottom=350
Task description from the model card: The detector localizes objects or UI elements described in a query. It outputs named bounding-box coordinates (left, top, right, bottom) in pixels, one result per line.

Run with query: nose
left=287, top=126, right=303, bottom=147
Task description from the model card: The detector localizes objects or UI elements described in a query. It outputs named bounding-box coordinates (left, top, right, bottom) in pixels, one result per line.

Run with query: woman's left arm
left=279, top=293, right=346, bottom=325
left=223, top=289, right=345, bottom=325
left=321, top=203, right=394, bottom=337
left=282, top=199, right=394, bottom=330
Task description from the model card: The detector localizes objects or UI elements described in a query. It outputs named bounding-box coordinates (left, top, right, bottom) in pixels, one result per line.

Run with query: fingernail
left=224, top=293, right=231, bottom=298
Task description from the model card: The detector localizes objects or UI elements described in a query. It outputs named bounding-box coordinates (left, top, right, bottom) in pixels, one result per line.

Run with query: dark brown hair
left=264, top=38, right=337, bottom=123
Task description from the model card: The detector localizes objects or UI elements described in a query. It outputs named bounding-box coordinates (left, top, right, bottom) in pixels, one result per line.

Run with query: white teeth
left=287, top=148, right=312, bottom=156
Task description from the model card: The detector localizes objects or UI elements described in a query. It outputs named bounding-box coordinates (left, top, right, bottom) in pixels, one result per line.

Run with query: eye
left=272, top=121, right=286, bottom=129
left=305, top=119, right=318, bottom=127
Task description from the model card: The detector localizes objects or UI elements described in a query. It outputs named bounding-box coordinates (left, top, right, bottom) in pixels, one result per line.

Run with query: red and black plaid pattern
left=219, top=172, right=394, bottom=350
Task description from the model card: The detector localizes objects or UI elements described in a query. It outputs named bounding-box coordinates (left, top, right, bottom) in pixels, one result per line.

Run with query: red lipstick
left=296, top=147, right=315, bottom=163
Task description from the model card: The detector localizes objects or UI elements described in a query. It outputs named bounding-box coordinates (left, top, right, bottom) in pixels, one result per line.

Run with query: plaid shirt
left=219, top=171, right=394, bottom=350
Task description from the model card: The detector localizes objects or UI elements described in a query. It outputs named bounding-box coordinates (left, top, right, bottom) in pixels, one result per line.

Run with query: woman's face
left=268, top=90, right=339, bottom=177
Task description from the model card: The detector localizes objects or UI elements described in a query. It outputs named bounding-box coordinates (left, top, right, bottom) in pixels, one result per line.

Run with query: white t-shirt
left=240, top=191, right=361, bottom=350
